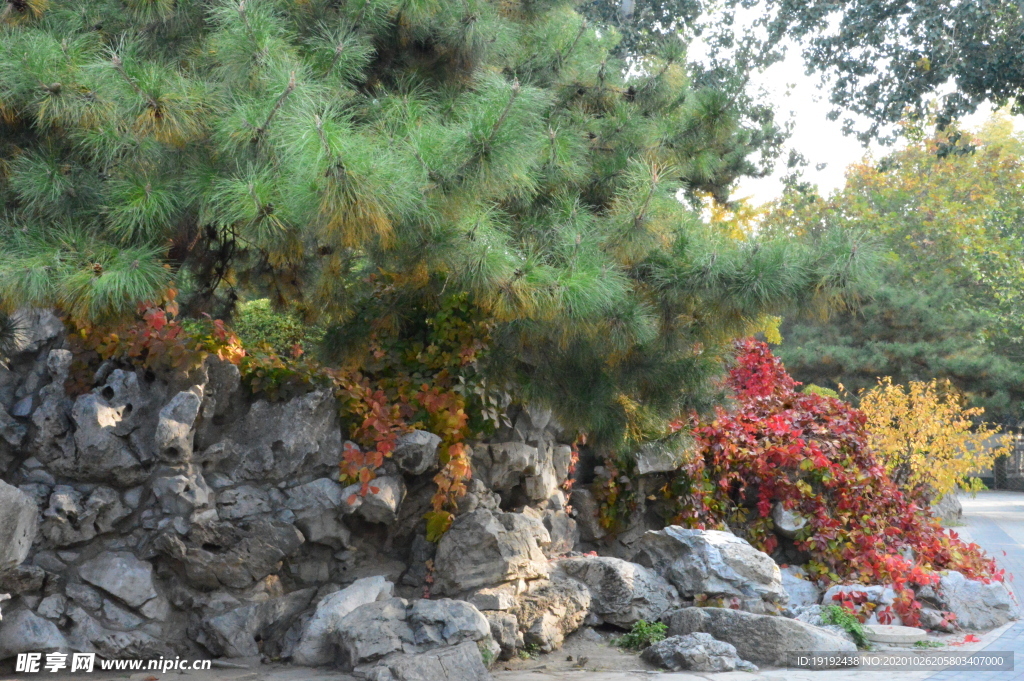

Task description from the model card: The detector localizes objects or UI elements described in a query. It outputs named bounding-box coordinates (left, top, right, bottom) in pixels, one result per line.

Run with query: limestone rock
left=558, top=555, right=679, bottom=628
left=667, top=606, right=856, bottom=666
left=507, top=573, right=591, bottom=653
left=153, top=468, right=212, bottom=517
left=917, top=570, right=1018, bottom=630
left=474, top=442, right=559, bottom=502
left=540, top=510, right=578, bottom=558
left=42, top=485, right=131, bottom=546
left=0, top=565, right=44, bottom=593
left=482, top=610, right=520, bottom=659
left=0, top=609, right=68, bottom=660
left=632, top=526, right=786, bottom=605
left=633, top=437, right=693, bottom=476
left=772, top=503, right=807, bottom=538
left=221, top=389, right=342, bottom=482
left=286, top=478, right=351, bottom=549
left=344, top=476, right=406, bottom=524
left=201, top=588, right=315, bottom=657
left=0, top=594, right=9, bottom=621
left=293, top=576, right=395, bottom=666
left=8, top=309, right=63, bottom=355
left=642, top=632, right=757, bottom=673
left=468, top=584, right=517, bottom=611
left=569, top=488, right=605, bottom=542
left=78, top=552, right=158, bottom=609
left=0, top=480, right=38, bottom=571
left=392, top=431, right=441, bottom=476
left=69, top=392, right=145, bottom=486
left=216, top=485, right=271, bottom=520
left=154, top=388, right=203, bottom=462
left=364, top=641, right=492, bottom=681
left=781, top=566, right=822, bottom=610
left=334, top=597, right=493, bottom=671
left=433, top=509, right=550, bottom=595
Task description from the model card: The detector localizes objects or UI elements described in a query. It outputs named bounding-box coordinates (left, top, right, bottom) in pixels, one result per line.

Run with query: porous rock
left=558, top=555, right=679, bottom=628
left=433, top=509, right=550, bottom=595
left=0, top=609, right=68, bottom=660
left=77, top=552, right=159, bottom=609
left=392, top=430, right=441, bottom=476
left=667, top=606, right=856, bottom=666
left=781, top=566, right=822, bottom=610
left=507, top=572, right=591, bottom=652
left=201, top=588, right=315, bottom=657
left=364, top=641, right=492, bottom=681
left=632, top=526, right=786, bottom=605
left=286, top=478, right=351, bottom=549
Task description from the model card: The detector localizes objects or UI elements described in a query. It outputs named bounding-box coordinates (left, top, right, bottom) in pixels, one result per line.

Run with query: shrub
left=859, top=377, right=1011, bottom=499
left=659, top=339, right=1003, bottom=627
left=616, top=620, right=668, bottom=650
left=232, top=299, right=324, bottom=358
left=821, top=604, right=870, bottom=648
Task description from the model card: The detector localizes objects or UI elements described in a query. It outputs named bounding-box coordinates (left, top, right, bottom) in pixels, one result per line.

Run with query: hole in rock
left=101, top=386, right=115, bottom=400
left=212, top=414, right=226, bottom=426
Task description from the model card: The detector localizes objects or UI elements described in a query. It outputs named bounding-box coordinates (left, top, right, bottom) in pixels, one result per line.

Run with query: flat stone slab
left=863, top=624, right=928, bottom=644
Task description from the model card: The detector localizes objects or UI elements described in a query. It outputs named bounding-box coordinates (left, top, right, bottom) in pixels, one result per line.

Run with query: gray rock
left=153, top=468, right=212, bottom=517
left=917, top=570, right=1018, bottom=630
left=781, top=566, right=821, bottom=610
left=642, top=632, right=756, bottom=672
left=552, top=445, right=573, bottom=487
left=286, top=478, right=351, bottom=549
left=8, top=309, right=63, bottom=355
left=37, top=594, right=66, bottom=619
left=0, top=565, right=45, bottom=593
left=216, top=485, right=271, bottom=520
left=0, top=594, right=8, bottom=621
left=468, top=584, right=517, bottom=611
left=392, top=431, right=442, bottom=476
left=78, top=552, right=158, bottom=608
left=65, top=604, right=168, bottom=659
left=0, top=405, right=27, bottom=449
left=41, top=485, right=130, bottom=546
left=569, top=488, right=605, bottom=541
left=154, top=388, right=202, bottom=462
left=474, top=442, right=551, bottom=498
left=772, top=503, right=807, bottom=538
left=101, top=599, right=144, bottom=629
left=64, top=584, right=102, bottom=611
left=293, top=576, right=395, bottom=666
left=558, top=555, right=679, bottom=628
left=508, top=572, right=591, bottom=653
left=931, top=493, right=963, bottom=525
left=667, top=606, right=856, bottom=666
left=335, top=597, right=493, bottom=671
left=201, top=588, right=315, bottom=657
left=364, top=640, right=492, bottom=681
left=0, top=480, right=38, bottom=571
left=482, top=610, right=520, bottom=659
left=221, top=389, right=342, bottom=482
left=433, top=509, right=550, bottom=595
left=632, top=527, right=786, bottom=605
left=634, top=437, right=693, bottom=475
left=0, top=609, right=69, bottom=660
left=918, top=607, right=957, bottom=633
left=69, top=392, right=145, bottom=486
left=540, top=510, right=578, bottom=558
left=344, top=476, right=406, bottom=524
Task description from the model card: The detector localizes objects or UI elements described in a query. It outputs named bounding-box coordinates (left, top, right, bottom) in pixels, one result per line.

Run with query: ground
left=4, top=490, right=1024, bottom=681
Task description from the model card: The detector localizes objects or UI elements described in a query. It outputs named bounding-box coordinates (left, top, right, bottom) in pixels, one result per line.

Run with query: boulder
left=42, top=485, right=133, bottom=546
left=433, top=509, right=550, bottom=595
left=917, top=570, right=1018, bottom=630
left=468, top=584, right=517, bottom=611
left=558, top=555, right=679, bottom=628
left=68, top=392, right=146, bottom=486
left=65, top=604, right=169, bottom=659
left=216, top=484, right=271, bottom=520
left=364, top=641, right=492, bottom=681
left=392, top=431, right=441, bottom=476
left=0, top=565, right=44, bottom=593
left=641, top=632, right=757, bottom=673
left=540, top=510, right=578, bottom=558
left=473, top=442, right=559, bottom=502
left=633, top=437, right=693, bottom=476
left=8, top=308, right=63, bottom=355
left=333, top=597, right=493, bottom=671
left=293, top=576, right=395, bottom=666
left=201, top=588, right=315, bottom=657
left=632, top=527, right=786, bottom=606
left=666, top=606, right=856, bottom=666
left=0, top=609, right=68, bottom=660
left=507, top=572, right=591, bottom=652
left=286, top=478, right=351, bottom=549
left=78, top=552, right=158, bottom=609
left=569, top=488, right=605, bottom=542
left=0, top=480, right=38, bottom=571
left=781, top=566, right=822, bottom=610
left=0, top=594, right=8, bottom=621
left=153, top=467, right=212, bottom=517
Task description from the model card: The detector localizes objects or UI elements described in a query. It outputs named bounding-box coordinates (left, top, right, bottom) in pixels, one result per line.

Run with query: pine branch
left=556, top=19, right=587, bottom=73
left=458, top=78, right=520, bottom=176
left=111, top=54, right=160, bottom=111
left=252, top=72, right=296, bottom=143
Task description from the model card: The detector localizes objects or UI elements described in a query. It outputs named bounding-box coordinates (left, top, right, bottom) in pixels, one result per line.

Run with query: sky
left=687, top=17, right=1004, bottom=206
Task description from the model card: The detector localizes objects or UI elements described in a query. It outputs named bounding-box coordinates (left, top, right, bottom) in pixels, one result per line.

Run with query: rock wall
left=0, top=312, right=584, bottom=668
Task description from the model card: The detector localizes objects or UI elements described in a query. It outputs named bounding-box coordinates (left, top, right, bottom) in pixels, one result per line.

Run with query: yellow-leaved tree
left=860, top=378, right=1012, bottom=500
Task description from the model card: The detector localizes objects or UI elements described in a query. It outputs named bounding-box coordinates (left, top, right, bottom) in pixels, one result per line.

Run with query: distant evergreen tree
left=0, top=0, right=866, bottom=449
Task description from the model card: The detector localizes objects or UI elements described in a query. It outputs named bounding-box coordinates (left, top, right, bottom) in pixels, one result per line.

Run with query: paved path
left=924, top=491, right=1024, bottom=681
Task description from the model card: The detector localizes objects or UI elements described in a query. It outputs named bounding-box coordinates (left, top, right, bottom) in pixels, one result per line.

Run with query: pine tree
left=0, top=0, right=867, bottom=450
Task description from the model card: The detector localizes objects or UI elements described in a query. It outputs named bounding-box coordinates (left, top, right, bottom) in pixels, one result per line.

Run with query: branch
left=458, top=79, right=521, bottom=175
left=252, top=72, right=296, bottom=143
left=555, top=20, right=587, bottom=73
left=111, top=54, right=160, bottom=111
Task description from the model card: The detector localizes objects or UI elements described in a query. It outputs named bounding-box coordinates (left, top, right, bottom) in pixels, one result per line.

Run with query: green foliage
left=615, top=620, right=667, bottom=650
left=772, top=121, right=1024, bottom=426
left=232, top=299, right=324, bottom=358
left=0, top=311, right=25, bottom=365
left=802, top=384, right=839, bottom=400
left=0, top=0, right=867, bottom=452
left=915, top=640, right=945, bottom=649
left=821, top=605, right=870, bottom=648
